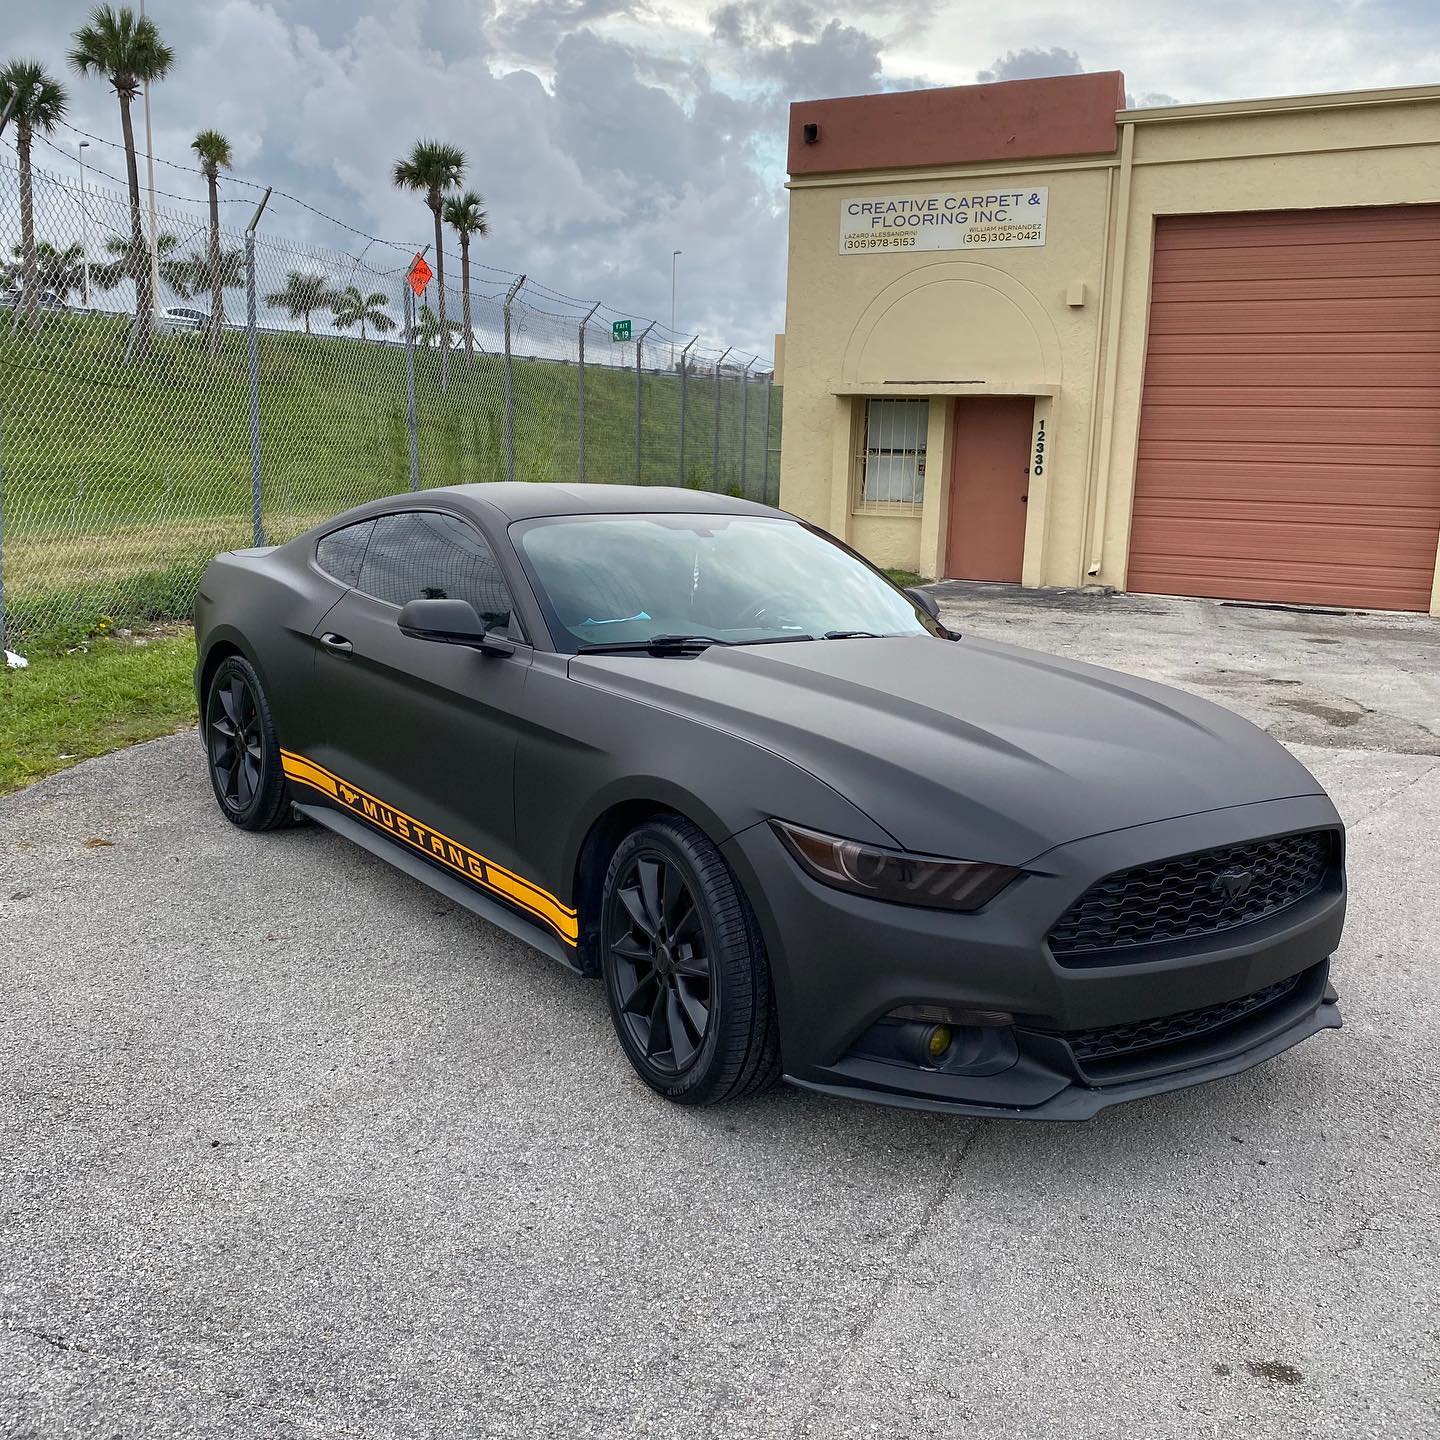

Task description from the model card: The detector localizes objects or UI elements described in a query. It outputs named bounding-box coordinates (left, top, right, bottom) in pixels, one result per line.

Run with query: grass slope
left=1, top=311, right=779, bottom=645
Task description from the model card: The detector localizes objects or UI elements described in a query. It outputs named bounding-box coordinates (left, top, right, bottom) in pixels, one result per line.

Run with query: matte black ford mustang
left=195, top=484, right=1344, bottom=1117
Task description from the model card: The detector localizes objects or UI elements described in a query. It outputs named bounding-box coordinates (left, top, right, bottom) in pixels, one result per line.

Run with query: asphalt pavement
left=1, top=589, right=1437, bottom=1438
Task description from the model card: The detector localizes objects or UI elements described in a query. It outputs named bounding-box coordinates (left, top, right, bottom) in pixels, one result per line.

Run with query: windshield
left=514, top=513, right=936, bottom=652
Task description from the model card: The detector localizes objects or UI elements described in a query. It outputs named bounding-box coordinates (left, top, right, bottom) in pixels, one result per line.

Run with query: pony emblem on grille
left=1212, top=867, right=1255, bottom=903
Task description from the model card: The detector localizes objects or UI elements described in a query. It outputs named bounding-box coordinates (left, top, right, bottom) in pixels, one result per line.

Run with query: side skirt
left=294, top=801, right=584, bottom=975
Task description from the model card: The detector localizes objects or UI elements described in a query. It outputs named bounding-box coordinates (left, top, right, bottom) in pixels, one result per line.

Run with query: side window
left=314, top=519, right=375, bottom=587
left=357, top=511, right=514, bottom=629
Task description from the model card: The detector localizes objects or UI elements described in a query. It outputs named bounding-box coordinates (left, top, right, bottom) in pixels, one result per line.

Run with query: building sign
left=839, top=188, right=1048, bottom=254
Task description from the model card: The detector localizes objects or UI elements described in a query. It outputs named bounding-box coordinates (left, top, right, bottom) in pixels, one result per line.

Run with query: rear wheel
left=204, top=654, right=294, bottom=832
left=601, top=815, right=781, bottom=1106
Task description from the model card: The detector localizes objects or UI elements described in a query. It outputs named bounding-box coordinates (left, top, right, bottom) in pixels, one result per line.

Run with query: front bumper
left=721, top=794, right=1345, bottom=1120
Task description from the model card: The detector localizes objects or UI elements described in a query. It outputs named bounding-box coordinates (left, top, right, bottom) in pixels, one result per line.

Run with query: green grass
left=0, top=630, right=197, bottom=795
left=0, top=310, right=780, bottom=646
left=884, top=568, right=931, bottom=589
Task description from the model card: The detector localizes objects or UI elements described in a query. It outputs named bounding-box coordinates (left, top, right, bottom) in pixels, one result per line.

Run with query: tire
left=203, top=654, right=296, bottom=832
left=601, top=814, right=781, bottom=1106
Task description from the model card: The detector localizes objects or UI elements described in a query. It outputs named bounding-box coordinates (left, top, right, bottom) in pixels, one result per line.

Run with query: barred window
left=357, top=511, right=513, bottom=629
left=854, top=399, right=928, bottom=514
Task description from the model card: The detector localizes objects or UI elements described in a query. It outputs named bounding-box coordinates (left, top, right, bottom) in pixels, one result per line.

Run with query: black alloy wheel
left=208, top=670, right=263, bottom=813
left=601, top=815, right=781, bottom=1105
left=204, top=654, right=295, bottom=832
left=609, top=851, right=713, bottom=1074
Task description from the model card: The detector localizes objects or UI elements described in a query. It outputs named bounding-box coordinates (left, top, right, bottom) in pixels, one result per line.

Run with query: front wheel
left=601, top=815, right=781, bottom=1106
left=204, top=654, right=295, bottom=832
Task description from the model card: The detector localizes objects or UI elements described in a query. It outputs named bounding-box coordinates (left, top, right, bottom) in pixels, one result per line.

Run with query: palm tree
left=392, top=139, right=464, bottom=387
left=93, top=229, right=185, bottom=295
left=93, top=230, right=188, bottom=296
left=68, top=4, right=175, bottom=357
left=177, top=242, right=244, bottom=321
left=265, top=270, right=332, bottom=336
left=331, top=285, right=395, bottom=342
left=190, top=127, right=231, bottom=353
left=0, top=60, right=68, bottom=333
left=442, top=189, right=487, bottom=362
left=407, top=303, right=462, bottom=350
left=4, top=241, right=86, bottom=305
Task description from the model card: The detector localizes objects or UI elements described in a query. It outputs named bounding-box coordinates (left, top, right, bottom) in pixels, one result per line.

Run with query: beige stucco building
left=777, top=73, right=1440, bottom=615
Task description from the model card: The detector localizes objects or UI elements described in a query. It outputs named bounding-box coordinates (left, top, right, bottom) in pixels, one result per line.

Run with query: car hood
left=570, top=635, right=1326, bottom=865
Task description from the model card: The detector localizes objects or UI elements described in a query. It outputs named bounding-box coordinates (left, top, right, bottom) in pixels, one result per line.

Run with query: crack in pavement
left=6, top=1323, right=86, bottom=1354
left=1345, top=760, right=1440, bottom=828
left=784, top=1121, right=985, bottom=1438
left=1331, top=1209, right=1388, bottom=1263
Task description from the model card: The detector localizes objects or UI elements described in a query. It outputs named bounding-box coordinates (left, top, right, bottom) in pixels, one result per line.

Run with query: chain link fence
left=0, top=159, right=779, bottom=648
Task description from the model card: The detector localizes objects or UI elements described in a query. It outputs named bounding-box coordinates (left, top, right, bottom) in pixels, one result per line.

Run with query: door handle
left=319, top=632, right=353, bottom=655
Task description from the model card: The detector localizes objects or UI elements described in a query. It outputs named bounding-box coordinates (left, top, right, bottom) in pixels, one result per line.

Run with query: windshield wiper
left=823, top=629, right=881, bottom=640
left=577, top=634, right=730, bottom=655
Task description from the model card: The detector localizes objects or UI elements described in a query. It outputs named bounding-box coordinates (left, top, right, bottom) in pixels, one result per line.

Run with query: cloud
left=5, top=0, right=1437, bottom=357
left=976, top=46, right=1084, bottom=83
left=492, top=0, right=637, bottom=66
left=3, top=0, right=825, bottom=355
left=710, top=2, right=821, bottom=47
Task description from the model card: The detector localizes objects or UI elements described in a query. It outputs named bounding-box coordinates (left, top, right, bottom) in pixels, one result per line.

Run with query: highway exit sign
left=612, top=319, right=632, bottom=342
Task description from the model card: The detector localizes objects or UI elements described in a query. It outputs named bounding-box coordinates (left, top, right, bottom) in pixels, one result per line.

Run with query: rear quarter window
left=314, top=520, right=375, bottom=586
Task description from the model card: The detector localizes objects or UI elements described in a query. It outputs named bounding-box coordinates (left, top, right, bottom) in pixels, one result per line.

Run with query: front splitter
left=784, top=998, right=1342, bottom=1122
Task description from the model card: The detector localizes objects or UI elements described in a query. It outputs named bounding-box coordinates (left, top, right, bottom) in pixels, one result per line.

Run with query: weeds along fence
left=0, top=159, right=779, bottom=648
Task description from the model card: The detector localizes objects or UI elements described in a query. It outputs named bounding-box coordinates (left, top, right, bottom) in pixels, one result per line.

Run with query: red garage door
left=1129, top=206, right=1440, bottom=611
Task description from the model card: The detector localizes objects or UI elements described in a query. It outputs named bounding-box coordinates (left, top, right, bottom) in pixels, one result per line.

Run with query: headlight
left=770, top=820, right=1020, bottom=912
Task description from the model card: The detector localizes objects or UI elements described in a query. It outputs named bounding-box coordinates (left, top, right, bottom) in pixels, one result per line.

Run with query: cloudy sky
left=5, top=1, right=1439, bottom=356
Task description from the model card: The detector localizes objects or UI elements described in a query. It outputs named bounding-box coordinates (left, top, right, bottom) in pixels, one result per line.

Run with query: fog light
left=924, top=1024, right=953, bottom=1062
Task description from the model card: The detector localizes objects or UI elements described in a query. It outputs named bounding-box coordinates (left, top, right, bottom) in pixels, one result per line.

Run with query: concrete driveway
left=2, top=589, right=1437, bottom=1439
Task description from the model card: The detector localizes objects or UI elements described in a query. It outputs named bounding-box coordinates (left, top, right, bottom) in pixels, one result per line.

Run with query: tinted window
left=315, top=520, right=375, bottom=586
left=516, top=513, right=932, bottom=651
left=358, top=511, right=513, bottom=629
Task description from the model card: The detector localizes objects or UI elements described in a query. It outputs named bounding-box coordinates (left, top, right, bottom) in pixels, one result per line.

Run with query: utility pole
left=76, top=142, right=92, bottom=306
left=140, top=0, right=161, bottom=328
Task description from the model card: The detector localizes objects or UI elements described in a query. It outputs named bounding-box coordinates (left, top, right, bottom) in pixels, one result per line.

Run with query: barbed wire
left=37, top=120, right=763, bottom=362
left=0, top=155, right=781, bottom=647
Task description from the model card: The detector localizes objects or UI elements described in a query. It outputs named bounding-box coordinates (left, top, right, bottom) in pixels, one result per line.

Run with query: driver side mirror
left=398, top=597, right=516, bottom=656
left=904, top=586, right=940, bottom=621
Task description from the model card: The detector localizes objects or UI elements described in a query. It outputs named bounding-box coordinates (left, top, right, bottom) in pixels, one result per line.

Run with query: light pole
left=670, top=249, right=681, bottom=365
left=140, top=0, right=161, bottom=326
left=77, top=141, right=91, bottom=307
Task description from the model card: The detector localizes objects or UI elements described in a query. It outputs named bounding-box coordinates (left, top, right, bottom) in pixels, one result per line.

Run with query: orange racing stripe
left=279, top=748, right=578, bottom=945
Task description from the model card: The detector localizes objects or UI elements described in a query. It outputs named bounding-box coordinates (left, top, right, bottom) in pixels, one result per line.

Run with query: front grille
left=1048, top=830, right=1335, bottom=963
left=1053, top=973, right=1301, bottom=1065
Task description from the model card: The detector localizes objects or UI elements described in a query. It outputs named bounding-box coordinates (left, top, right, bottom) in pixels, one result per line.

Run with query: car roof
left=297, top=484, right=787, bottom=547
left=424, top=483, right=780, bottom=522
